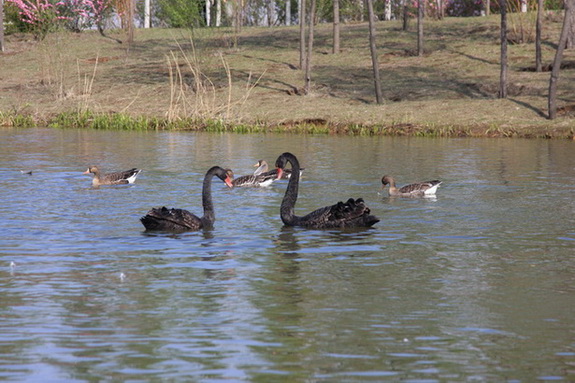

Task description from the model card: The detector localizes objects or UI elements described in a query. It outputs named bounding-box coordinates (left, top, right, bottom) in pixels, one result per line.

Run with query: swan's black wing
left=298, top=198, right=379, bottom=228
left=141, top=206, right=203, bottom=231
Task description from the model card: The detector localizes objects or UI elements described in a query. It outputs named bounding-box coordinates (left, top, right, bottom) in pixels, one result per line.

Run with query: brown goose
left=253, top=159, right=303, bottom=179
left=381, top=175, right=442, bottom=197
left=231, top=173, right=276, bottom=188
left=84, top=166, right=142, bottom=186
left=274, top=152, right=379, bottom=229
left=140, top=167, right=233, bottom=232
left=230, top=165, right=275, bottom=188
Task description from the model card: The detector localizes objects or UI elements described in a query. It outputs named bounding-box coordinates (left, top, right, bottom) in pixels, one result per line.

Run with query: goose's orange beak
left=83, top=169, right=90, bottom=175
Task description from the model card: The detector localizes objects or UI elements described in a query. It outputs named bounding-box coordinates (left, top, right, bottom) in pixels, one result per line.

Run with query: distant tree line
left=1, top=0, right=574, bottom=118
left=2, top=0, right=568, bottom=34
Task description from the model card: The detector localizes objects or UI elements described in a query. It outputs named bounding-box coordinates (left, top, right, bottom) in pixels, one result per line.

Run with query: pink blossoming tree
left=6, top=0, right=115, bottom=40
left=6, top=0, right=62, bottom=39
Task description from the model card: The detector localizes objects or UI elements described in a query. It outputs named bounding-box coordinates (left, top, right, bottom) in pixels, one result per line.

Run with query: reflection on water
left=0, top=128, right=574, bottom=381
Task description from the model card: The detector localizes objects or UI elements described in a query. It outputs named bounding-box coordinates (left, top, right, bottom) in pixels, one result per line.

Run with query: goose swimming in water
left=84, top=166, right=142, bottom=186
left=253, top=159, right=303, bottom=179
left=231, top=164, right=276, bottom=188
left=381, top=175, right=442, bottom=197
left=274, top=152, right=379, bottom=229
left=140, top=166, right=233, bottom=232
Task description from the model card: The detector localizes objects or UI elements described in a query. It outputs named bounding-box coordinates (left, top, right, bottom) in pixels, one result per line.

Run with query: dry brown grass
left=1, top=15, right=575, bottom=137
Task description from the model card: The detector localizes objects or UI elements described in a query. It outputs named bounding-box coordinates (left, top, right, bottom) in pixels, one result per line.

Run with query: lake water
left=0, top=128, right=574, bottom=382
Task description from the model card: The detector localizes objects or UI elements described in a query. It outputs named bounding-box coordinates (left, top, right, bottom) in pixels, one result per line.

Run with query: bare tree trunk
left=304, top=0, right=316, bottom=94
left=267, top=0, right=276, bottom=26
left=144, top=0, right=150, bottom=28
left=403, top=0, right=409, bottom=30
left=124, top=0, right=135, bottom=44
left=232, top=0, right=243, bottom=48
left=548, top=0, right=575, bottom=119
left=216, top=0, right=221, bottom=27
left=536, top=0, right=543, bottom=71
left=484, top=0, right=490, bottom=15
left=499, top=0, right=508, bottom=98
left=521, top=0, right=527, bottom=12
left=417, top=0, right=424, bottom=56
left=286, top=0, right=291, bottom=25
left=333, top=0, right=340, bottom=54
left=300, top=0, right=306, bottom=68
left=385, top=0, right=392, bottom=20
left=567, top=8, right=575, bottom=48
left=0, top=0, right=5, bottom=52
left=366, top=0, right=383, bottom=104
left=206, top=0, right=211, bottom=26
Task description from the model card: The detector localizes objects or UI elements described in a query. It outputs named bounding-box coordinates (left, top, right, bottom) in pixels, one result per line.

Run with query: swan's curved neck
left=280, top=154, right=301, bottom=226
left=201, top=167, right=218, bottom=226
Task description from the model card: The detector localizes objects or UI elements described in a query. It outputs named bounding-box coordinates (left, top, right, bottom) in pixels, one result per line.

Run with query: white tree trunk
left=216, top=0, right=221, bottom=26
left=385, top=0, right=392, bottom=20
left=521, top=0, right=527, bottom=12
left=225, top=1, right=234, bottom=22
left=267, top=0, right=276, bottom=26
left=144, top=0, right=150, bottom=28
left=286, top=0, right=291, bottom=25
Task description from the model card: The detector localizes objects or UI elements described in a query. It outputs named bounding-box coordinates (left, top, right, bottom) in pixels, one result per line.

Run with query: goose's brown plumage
left=84, top=166, right=142, bottom=186
left=231, top=168, right=276, bottom=188
left=381, top=175, right=442, bottom=197
left=275, top=152, right=379, bottom=229
left=253, top=159, right=303, bottom=180
left=140, top=167, right=233, bottom=232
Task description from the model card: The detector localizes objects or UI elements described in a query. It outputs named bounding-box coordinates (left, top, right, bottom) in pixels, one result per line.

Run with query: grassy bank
left=1, top=15, right=575, bottom=139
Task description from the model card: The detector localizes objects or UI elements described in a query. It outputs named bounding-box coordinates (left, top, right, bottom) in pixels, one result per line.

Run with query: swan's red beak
left=224, top=176, right=233, bottom=188
left=276, top=168, right=283, bottom=180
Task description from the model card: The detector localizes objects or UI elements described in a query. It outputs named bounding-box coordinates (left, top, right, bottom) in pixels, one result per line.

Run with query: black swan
left=275, top=152, right=379, bottom=228
left=253, top=159, right=304, bottom=180
left=84, top=166, right=142, bottom=186
left=381, top=175, right=442, bottom=197
left=140, top=166, right=233, bottom=231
